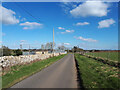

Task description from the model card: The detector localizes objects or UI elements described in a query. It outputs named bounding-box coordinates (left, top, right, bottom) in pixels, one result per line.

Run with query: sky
left=0, top=1, right=119, bottom=50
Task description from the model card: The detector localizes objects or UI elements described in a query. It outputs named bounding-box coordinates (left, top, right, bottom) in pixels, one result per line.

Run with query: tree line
left=0, top=46, right=22, bottom=56
left=0, top=43, right=85, bottom=56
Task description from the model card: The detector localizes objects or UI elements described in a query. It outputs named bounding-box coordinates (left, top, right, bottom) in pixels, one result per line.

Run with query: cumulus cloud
left=98, top=18, right=115, bottom=28
left=61, top=30, right=74, bottom=34
left=75, top=36, right=98, bottom=42
left=66, top=30, right=74, bottom=33
left=0, top=5, right=19, bottom=24
left=70, top=0, right=109, bottom=17
left=64, top=43, right=70, bottom=45
left=20, top=22, right=43, bottom=30
left=58, top=27, right=65, bottom=30
left=75, top=22, right=90, bottom=26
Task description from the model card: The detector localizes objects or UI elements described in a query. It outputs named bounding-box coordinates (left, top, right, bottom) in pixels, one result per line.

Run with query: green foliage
left=72, top=46, right=84, bottom=53
left=2, top=46, right=12, bottom=56
left=13, top=49, right=22, bottom=56
left=0, top=48, right=2, bottom=56
left=0, top=46, right=22, bottom=56
left=2, top=54, right=66, bottom=88
left=75, top=54, right=119, bottom=89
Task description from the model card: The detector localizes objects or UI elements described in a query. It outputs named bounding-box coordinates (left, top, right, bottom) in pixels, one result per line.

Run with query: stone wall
left=0, top=53, right=64, bottom=75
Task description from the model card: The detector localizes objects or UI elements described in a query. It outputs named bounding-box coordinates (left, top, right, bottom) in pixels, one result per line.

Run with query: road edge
left=74, top=54, right=85, bottom=89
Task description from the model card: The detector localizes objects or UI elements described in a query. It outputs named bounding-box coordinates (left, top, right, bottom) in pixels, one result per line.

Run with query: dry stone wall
left=0, top=53, right=63, bottom=75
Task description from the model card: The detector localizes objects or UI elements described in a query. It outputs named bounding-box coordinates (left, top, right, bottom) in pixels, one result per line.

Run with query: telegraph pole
left=20, top=44, right=23, bottom=55
left=53, top=28, right=54, bottom=54
left=29, top=44, right=30, bottom=55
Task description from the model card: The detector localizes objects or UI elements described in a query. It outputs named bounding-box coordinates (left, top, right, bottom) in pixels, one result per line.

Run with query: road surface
left=11, top=54, right=78, bottom=88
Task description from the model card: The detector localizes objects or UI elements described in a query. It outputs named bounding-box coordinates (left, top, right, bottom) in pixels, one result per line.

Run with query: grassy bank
left=2, top=54, right=66, bottom=88
left=75, top=54, right=119, bottom=89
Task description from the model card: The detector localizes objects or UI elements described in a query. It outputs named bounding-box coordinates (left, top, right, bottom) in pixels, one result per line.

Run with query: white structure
left=0, top=52, right=65, bottom=76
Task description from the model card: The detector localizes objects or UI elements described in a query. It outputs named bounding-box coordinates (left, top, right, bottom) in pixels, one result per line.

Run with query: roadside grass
left=2, top=54, right=66, bottom=88
left=85, top=52, right=118, bottom=61
left=75, top=54, right=119, bottom=89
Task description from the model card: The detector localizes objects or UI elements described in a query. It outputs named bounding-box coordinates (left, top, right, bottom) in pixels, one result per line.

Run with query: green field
left=2, top=54, right=66, bottom=88
left=85, top=52, right=118, bottom=61
left=75, top=54, right=119, bottom=89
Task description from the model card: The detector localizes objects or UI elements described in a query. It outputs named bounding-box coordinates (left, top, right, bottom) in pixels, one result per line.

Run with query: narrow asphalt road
left=11, top=54, right=78, bottom=88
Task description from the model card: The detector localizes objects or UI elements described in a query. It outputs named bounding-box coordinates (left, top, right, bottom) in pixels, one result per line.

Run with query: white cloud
left=66, top=30, right=74, bottom=32
left=20, top=22, right=43, bottom=30
left=64, top=43, right=70, bottom=45
left=70, top=1, right=109, bottom=17
left=98, top=18, right=115, bottom=28
left=75, top=22, right=90, bottom=26
left=75, top=36, right=98, bottom=42
left=61, top=30, right=74, bottom=34
left=0, top=5, right=19, bottom=24
left=58, top=27, right=65, bottom=30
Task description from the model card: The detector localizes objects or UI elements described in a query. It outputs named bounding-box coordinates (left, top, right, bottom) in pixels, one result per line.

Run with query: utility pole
left=20, top=44, right=23, bottom=55
left=53, top=28, right=54, bottom=54
left=29, top=44, right=30, bottom=55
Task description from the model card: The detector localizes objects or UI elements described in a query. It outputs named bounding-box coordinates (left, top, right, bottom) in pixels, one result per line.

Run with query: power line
left=13, top=2, right=52, bottom=29
left=14, top=2, right=43, bottom=23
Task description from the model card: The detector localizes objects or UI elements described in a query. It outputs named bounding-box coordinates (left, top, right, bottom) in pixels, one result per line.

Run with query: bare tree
left=41, top=44, right=45, bottom=50
left=58, top=45, right=66, bottom=51
left=44, top=42, right=55, bottom=51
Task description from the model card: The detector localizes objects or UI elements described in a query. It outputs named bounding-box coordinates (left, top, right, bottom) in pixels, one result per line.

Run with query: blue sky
left=1, top=1, right=118, bottom=50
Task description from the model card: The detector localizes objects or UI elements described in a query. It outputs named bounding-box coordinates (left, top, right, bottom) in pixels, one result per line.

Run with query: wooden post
left=20, top=44, right=23, bottom=55
left=29, top=44, right=30, bottom=55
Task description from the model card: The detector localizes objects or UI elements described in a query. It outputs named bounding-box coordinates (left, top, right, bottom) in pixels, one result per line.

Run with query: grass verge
left=75, top=54, right=119, bottom=89
left=2, top=54, right=66, bottom=88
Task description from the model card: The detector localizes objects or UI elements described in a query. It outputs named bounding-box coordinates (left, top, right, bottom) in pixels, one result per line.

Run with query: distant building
left=36, top=50, right=49, bottom=55
left=22, top=49, right=67, bottom=55
left=23, top=51, right=36, bottom=55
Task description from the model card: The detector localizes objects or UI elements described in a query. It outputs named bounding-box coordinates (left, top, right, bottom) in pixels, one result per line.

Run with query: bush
left=2, top=46, right=12, bottom=56
left=13, top=49, right=22, bottom=56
